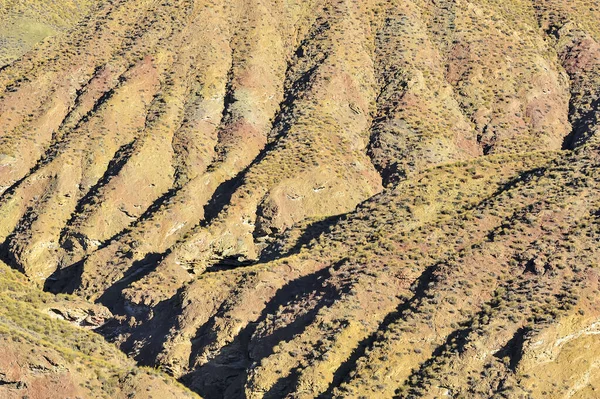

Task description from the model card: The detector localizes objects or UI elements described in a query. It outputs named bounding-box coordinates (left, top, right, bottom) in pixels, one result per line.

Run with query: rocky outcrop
left=0, top=261, right=198, bottom=399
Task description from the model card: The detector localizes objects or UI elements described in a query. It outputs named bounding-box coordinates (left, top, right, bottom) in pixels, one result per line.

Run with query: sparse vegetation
left=1, top=0, right=600, bottom=398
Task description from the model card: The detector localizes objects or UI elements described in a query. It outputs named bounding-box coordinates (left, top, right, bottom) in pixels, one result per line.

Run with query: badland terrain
left=1, top=0, right=600, bottom=398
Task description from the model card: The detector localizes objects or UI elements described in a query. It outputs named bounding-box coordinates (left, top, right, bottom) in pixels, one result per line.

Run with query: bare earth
left=1, top=0, right=600, bottom=398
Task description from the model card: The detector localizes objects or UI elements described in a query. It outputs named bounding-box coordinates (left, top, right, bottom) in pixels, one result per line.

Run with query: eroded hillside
left=0, top=260, right=198, bottom=398
left=1, top=0, right=600, bottom=398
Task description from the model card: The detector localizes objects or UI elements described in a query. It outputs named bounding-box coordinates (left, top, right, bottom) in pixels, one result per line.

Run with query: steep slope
left=0, top=260, right=198, bottom=399
left=1, top=0, right=585, bottom=285
left=1, top=0, right=600, bottom=398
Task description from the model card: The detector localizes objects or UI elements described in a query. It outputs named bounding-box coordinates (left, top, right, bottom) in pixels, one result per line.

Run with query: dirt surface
left=1, top=0, right=600, bottom=398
